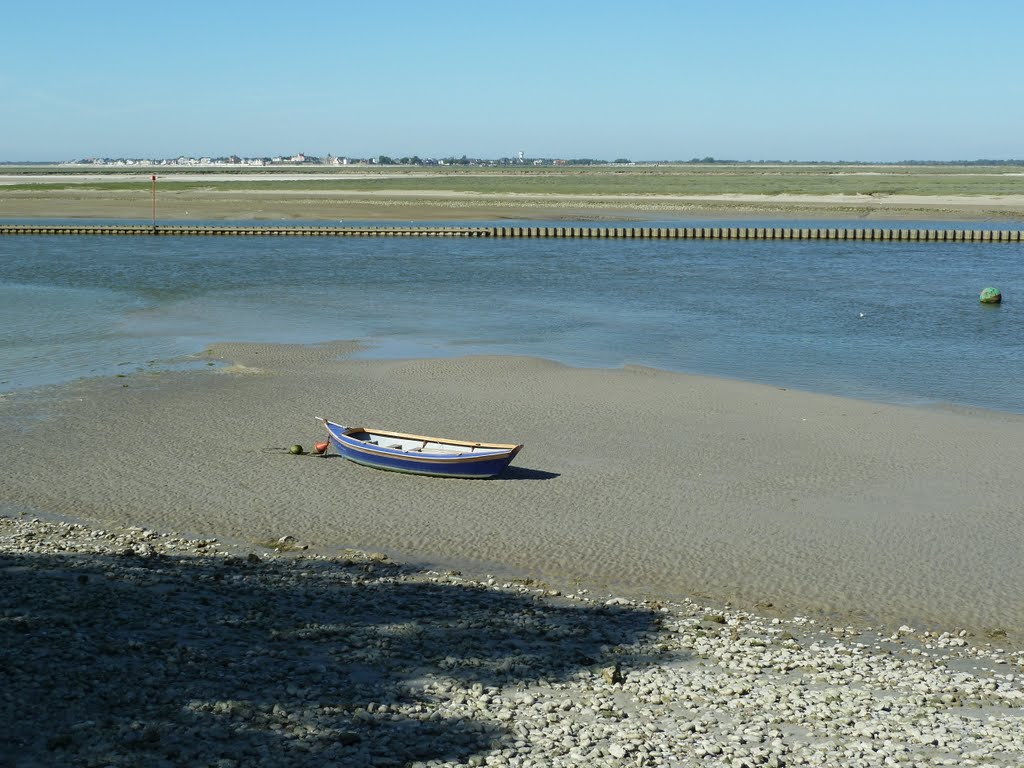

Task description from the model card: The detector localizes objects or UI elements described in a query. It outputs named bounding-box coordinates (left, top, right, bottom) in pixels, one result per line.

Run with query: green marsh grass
left=5, top=164, right=1023, bottom=198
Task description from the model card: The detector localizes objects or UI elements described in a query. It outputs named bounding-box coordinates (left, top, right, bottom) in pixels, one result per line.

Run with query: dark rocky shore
left=3, top=515, right=1023, bottom=768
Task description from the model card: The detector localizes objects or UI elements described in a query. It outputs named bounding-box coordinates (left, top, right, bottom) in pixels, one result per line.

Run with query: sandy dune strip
left=3, top=175, right=1024, bottom=221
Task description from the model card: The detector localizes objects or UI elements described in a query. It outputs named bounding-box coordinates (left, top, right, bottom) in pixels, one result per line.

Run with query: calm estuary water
left=1, top=222, right=1022, bottom=412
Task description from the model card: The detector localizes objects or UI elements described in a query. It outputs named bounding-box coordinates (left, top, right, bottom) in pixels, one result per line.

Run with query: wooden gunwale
left=346, top=426, right=521, bottom=452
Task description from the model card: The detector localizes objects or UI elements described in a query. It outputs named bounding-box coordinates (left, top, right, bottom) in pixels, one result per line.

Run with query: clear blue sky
left=3, top=0, right=1022, bottom=162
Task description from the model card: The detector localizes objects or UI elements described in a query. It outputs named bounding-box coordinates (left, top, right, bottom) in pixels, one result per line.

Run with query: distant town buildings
left=61, top=152, right=627, bottom=168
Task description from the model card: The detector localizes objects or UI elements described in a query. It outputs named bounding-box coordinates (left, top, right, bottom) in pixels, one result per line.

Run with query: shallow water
left=2, top=221, right=1022, bottom=411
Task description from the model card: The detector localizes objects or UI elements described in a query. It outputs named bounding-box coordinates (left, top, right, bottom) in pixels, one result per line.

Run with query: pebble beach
left=3, top=515, right=1023, bottom=768
left=3, top=342, right=1024, bottom=765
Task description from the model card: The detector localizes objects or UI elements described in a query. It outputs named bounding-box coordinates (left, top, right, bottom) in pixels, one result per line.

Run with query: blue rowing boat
left=319, top=418, right=523, bottom=478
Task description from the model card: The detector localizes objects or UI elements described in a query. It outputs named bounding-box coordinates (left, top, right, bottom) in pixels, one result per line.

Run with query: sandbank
left=2, top=343, right=1023, bottom=647
left=3, top=178, right=1024, bottom=222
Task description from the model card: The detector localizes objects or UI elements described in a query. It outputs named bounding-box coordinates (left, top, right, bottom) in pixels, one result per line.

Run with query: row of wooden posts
left=1, top=224, right=1022, bottom=241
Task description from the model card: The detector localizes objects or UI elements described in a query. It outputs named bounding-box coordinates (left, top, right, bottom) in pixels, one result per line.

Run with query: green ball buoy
left=289, top=444, right=305, bottom=455
left=980, top=287, right=1002, bottom=304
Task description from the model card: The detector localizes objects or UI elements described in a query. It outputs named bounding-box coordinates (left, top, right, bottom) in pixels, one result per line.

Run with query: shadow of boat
left=497, top=465, right=560, bottom=480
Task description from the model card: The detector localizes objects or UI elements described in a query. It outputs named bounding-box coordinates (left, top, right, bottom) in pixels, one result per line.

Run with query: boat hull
left=321, top=420, right=522, bottom=479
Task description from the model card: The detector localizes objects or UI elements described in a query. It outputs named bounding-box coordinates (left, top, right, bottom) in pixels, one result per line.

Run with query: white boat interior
left=353, top=430, right=505, bottom=456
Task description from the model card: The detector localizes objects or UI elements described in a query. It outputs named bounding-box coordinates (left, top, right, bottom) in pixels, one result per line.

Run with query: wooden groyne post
left=0, top=224, right=1021, bottom=241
